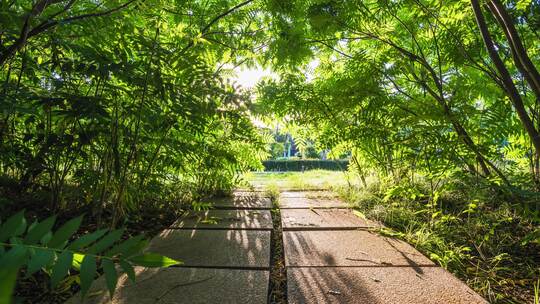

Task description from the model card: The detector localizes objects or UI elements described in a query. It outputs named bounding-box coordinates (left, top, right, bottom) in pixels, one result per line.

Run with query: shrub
left=263, top=159, right=349, bottom=171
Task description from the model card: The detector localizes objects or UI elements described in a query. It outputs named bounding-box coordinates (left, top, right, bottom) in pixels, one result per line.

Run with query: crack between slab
left=282, top=226, right=376, bottom=231
left=279, top=207, right=350, bottom=210
left=279, top=189, right=331, bottom=192
left=211, top=207, right=272, bottom=210
left=171, top=265, right=270, bottom=271
left=285, top=264, right=440, bottom=268
left=168, top=226, right=273, bottom=231
left=268, top=202, right=288, bottom=304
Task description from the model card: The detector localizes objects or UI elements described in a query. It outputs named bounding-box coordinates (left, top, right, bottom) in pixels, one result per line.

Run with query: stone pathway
left=69, top=190, right=487, bottom=304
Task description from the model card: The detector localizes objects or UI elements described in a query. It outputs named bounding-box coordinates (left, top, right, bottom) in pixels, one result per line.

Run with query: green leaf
left=14, top=218, right=28, bottom=236
left=106, top=235, right=144, bottom=257
left=27, top=248, right=54, bottom=275
left=0, top=245, right=29, bottom=270
left=87, top=228, right=124, bottom=254
left=128, top=253, right=181, bottom=267
left=0, top=268, right=18, bottom=304
left=27, top=220, right=37, bottom=235
left=80, top=255, right=96, bottom=298
left=517, top=0, right=532, bottom=10
left=0, top=247, right=26, bottom=300
left=25, top=215, right=57, bottom=244
left=121, top=239, right=148, bottom=258
left=72, top=253, right=84, bottom=271
left=49, top=216, right=83, bottom=248
left=41, top=231, right=53, bottom=245
left=67, top=229, right=107, bottom=251
left=0, top=211, right=26, bottom=242
left=120, top=260, right=136, bottom=283
left=51, top=251, right=73, bottom=288
left=102, top=259, right=118, bottom=298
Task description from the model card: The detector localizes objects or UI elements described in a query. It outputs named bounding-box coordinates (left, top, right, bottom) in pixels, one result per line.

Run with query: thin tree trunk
left=487, top=0, right=540, bottom=99
left=471, top=0, right=540, bottom=157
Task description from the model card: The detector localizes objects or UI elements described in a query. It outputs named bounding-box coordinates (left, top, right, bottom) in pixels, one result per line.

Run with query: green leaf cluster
left=0, top=211, right=180, bottom=303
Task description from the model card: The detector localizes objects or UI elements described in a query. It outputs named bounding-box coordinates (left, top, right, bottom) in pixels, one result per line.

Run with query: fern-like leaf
left=0, top=212, right=182, bottom=303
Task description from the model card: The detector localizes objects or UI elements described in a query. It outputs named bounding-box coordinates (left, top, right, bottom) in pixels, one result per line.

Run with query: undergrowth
left=337, top=176, right=540, bottom=304
left=0, top=175, right=199, bottom=303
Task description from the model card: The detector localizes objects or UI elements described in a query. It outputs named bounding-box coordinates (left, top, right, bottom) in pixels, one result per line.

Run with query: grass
left=241, top=170, right=355, bottom=190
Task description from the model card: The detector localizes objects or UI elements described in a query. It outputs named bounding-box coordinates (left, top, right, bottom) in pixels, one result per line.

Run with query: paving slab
left=205, top=196, right=273, bottom=209
left=280, top=191, right=337, bottom=199
left=148, top=229, right=271, bottom=268
left=67, top=267, right=269, bottom=304
left=281, top=208, right=379, bottom=229
left=233, top=190, right=269, bottom=197
left=279, top=197, right=348, bottom=209
left=171, top=209, right=273, bottom=230
left=287, top=266, right=487, bottom=304
left=283, top=230, right=434, bottom=266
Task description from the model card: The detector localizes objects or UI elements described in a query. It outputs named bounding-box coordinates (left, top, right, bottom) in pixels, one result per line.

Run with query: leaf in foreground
left=128, top=253, right=181, bottom=267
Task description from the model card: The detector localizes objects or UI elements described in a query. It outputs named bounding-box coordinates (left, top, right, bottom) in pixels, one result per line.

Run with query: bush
left=262, top=159, right=349, bottom=171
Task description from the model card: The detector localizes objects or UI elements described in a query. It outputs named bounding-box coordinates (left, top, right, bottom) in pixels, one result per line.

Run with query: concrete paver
left=280, top=191, right=337, bottom=198
left=206, top=196, right=273, bottom=209
left=171, top=209, right=273, bottom=230
left=281, top=208, right=379, bottom=229
left=287, top=266, right=487, bottom=304
left=283, top=230, right=434, bottom=267
left=148, top=229, right=271, bottom=268
left=279, top=197, right=347, bottom=209
left=233, top=190, right=269, bottom=197
left=67, top=267, right=269, bottom=304
left=282, top=191, right=486, bottom=304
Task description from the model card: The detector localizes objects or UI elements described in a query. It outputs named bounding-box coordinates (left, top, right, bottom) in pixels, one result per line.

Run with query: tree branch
left=178, top=0, right=255, bottom=55
left=0, top=0, right=138, bottom=67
